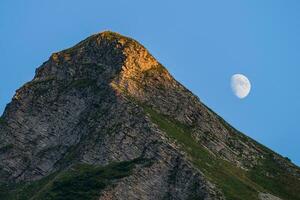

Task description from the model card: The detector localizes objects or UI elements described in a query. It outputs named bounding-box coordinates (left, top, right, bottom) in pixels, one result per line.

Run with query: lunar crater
left=231, top=74, right=251, bottom=99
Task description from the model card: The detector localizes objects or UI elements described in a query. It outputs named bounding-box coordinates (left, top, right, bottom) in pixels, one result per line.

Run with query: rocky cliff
left=0, top=31, right=299, bottom=200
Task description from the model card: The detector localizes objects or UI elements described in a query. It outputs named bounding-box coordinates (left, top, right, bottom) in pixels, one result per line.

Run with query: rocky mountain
left=0, top=31, right=299, bottom=200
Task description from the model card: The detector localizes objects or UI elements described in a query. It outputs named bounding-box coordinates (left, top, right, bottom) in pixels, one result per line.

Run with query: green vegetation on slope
left=249, top=154, right=300, bottom=200
left=0, top=159, right=142, bottom=200
left=0, top=117, right=6, bottom=126
left=142, top=105, right=300, bottom=200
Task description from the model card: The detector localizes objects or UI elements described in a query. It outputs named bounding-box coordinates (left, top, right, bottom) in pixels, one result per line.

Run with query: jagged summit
left=32, top=31, right=171, bottom=105
left=0, top=31, right=300, bottom=200
left=35, top=30, right=163, bottom=80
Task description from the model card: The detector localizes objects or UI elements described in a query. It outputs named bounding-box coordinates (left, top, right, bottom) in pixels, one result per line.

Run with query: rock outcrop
left=0, top=31, right=299, bottom=200
left=259, top=193, right=282, bottom=200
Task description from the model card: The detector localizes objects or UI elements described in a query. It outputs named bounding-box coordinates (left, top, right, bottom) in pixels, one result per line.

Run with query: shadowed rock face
left=0, top=31, right=299, bottom=200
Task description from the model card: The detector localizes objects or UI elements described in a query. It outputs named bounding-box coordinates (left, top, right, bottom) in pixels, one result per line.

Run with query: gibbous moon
left=231, top=74, right=251, bottom=99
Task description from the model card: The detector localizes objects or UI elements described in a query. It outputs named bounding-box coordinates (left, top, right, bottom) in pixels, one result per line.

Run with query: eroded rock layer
left=0, top=31, right=299, bottom=200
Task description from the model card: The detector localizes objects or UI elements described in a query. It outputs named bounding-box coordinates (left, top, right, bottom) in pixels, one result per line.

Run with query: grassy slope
left=0, top=159, right=142, bottom=200
left=1, top=99, right=299, bottom=199
left=142, top=105, right=300, bottom=200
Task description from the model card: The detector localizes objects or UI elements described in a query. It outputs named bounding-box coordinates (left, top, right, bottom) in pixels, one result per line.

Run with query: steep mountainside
left=0, top=31, right=299, bottom=200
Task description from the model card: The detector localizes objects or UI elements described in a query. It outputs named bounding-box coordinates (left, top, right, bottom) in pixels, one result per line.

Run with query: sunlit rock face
left=0, top=31, right=299, bottom=200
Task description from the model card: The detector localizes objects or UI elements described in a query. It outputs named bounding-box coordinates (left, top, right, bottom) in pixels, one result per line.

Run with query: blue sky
left=1, top=0, right=299, bottom=165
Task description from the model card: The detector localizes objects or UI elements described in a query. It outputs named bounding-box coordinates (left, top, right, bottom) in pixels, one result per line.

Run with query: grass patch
left=0, top=159, right=143, bottom=200
left=249, top=154, right=300, bottom=200
left=142, top=105, right=300, bottom=200
left=0, top=117, right=6, bottom=126
left=142, top=105, right=261, bottom=199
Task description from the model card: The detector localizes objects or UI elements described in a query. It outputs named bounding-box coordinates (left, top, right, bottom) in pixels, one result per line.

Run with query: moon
left=231, top=74, right=251, bottom=99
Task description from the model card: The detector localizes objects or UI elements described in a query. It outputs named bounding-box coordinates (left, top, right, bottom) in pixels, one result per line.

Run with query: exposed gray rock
left=259, top=193, right=282, bottom=200
left=0, top=31, right=224, bottom=199
left=0, top=31, right=299, bottom=199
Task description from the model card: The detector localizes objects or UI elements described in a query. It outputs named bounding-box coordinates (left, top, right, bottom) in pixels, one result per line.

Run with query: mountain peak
left=1, top=31, right=300, bottom=200
left=99, top=30, right=133, bottom=41
left=31, top=31, right=172, bottom=110
left=34, top=31, right=165, bottom=84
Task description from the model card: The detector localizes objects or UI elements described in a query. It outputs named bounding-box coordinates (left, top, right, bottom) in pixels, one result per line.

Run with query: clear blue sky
left=1, top=0, right=299, bottom=165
